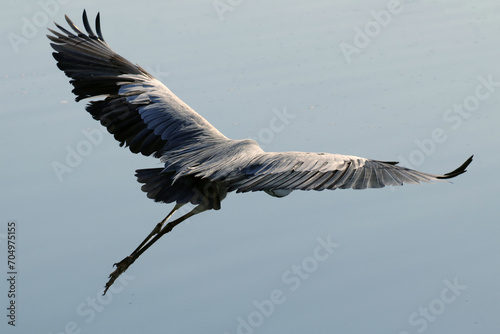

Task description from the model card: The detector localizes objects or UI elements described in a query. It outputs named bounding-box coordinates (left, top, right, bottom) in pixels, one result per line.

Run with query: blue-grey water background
left=1, top=0, right=499, bottom=333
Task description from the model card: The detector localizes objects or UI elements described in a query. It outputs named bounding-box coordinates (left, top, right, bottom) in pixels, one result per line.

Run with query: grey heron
left=47, top=11, right=473, bottom=294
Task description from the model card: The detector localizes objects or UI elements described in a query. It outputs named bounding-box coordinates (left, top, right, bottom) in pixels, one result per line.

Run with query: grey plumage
left=47, top=11, right=473, bottom=293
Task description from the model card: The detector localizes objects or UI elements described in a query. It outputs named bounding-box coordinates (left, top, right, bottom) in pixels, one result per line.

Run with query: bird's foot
left=103, top=255, right=135, bottom=295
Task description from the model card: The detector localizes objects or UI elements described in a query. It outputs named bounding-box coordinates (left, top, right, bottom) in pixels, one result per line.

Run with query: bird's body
left=47, top=11, right=473, bottom=294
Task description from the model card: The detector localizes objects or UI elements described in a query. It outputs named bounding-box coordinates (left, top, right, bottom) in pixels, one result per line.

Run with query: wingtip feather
left=437, top=155, right=473, bottom=179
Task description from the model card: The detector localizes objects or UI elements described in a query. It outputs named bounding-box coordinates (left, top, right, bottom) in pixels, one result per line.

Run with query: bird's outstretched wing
left=224, top=152, right=473, bottom=195
left=47, top=10, right=227, bottom=158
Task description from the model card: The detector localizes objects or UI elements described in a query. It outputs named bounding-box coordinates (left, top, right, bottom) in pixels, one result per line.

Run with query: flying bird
left=47, top=11, right=473, bottom=294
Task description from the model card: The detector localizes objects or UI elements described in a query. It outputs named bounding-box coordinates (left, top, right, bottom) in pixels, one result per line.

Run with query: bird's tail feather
left=135, top=168, right=223, bottom=210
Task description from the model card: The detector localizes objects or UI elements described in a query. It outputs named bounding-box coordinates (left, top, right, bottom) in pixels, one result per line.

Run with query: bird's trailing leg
left=130, top=203, right=184, bottom=258
left=103, top=203, right=207, bottom=295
